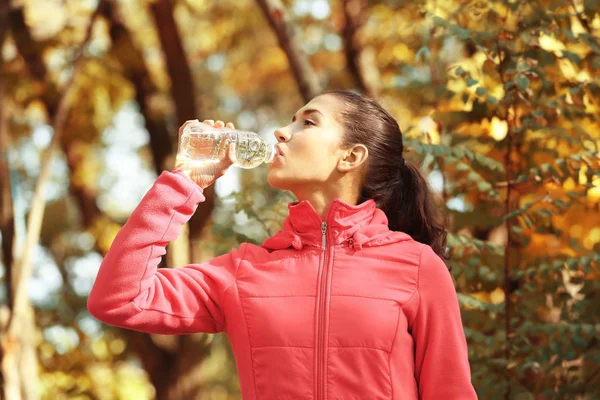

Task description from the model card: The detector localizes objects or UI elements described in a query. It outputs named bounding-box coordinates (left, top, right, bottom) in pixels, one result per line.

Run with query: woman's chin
left=267, top=168, right=293, bottom=191
left=267, top=170, right=284, bottom=189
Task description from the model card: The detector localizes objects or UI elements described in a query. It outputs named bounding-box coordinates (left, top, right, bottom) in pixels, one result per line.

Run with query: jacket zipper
left=317, top=221, right=329, bottom=400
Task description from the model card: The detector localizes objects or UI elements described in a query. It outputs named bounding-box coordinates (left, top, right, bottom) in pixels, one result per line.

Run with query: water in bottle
left=176, top=123, right=276, bottom=170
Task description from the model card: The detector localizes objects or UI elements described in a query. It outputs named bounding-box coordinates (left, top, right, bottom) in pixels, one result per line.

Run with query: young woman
left=88, top=90, right=477, bottom=399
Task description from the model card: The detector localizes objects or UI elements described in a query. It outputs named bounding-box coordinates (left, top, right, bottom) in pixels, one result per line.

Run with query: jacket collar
left=261, top=198, right=412, bottom=251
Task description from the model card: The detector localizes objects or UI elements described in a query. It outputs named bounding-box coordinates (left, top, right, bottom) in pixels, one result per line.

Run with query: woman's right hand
left=175, top=119, right=237, bottom=189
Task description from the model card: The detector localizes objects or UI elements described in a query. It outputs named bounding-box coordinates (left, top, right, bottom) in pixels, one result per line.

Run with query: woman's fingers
left=178, top=119, right=200, bottom=137
left=200, top=119, right=235, bottom=130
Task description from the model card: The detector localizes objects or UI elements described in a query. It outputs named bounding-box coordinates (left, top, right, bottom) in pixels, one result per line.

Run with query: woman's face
left=267, top=94, right=347, bottom=191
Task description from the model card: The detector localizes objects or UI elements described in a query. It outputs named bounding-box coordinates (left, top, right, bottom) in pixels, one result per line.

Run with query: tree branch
left=256, top=0, right=321, bottom=102
left=101, top=0, right=173, bottom=175
left=148, top=0, right=218, bottom=264
left=7, top=0, right=102, bottom=339
left=9, top=3, right=119, bottom=237
left=0, top=0, right=13, bottom=308
left=149, top=0, right=197, bottom=126
left=341, top=0, right=379, bottom=98
left=0, top=2, right=16, bottom=394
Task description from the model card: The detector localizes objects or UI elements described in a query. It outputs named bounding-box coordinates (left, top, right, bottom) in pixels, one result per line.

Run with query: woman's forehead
left=301, top=94, right=344, bottom=117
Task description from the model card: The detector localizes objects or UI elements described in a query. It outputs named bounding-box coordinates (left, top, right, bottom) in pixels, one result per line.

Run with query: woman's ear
left=337, top=144, right=369, bottom=173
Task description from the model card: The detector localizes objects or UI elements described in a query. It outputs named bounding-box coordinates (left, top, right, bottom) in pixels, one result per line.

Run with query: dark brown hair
left=324, top=89, right=448, bottom=260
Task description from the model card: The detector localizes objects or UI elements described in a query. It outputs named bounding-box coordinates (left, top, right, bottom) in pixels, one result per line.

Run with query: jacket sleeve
left=87, top=169, right=246, bottom=335
left=406, top=245, right=477, bottom=399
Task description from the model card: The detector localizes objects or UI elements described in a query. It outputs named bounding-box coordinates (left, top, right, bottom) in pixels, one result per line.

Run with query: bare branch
left=9, top=4, right=118, bottom=236
left=149, top=0, right=197, bottom=126
left=148, top=0, right=218, bottom=263
left=102, top=0, right=173, bottom=175
left=341, top=0, right=379, bottom=98
left=256, top=0, right=321, bottom=102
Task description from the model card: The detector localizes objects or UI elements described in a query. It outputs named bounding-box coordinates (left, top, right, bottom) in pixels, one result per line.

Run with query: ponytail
left=392, top=161, right=448, bottom=259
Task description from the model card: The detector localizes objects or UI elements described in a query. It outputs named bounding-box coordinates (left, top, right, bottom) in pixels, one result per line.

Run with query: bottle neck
left=264, top=144, right=276, bottom=163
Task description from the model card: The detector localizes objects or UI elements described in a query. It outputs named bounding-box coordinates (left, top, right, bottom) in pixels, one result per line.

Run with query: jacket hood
left=261, top=198, right=412, bottom=251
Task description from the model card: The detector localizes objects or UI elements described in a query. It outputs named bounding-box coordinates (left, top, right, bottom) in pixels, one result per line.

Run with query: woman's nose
left=274, top=126, right=290, bottom=143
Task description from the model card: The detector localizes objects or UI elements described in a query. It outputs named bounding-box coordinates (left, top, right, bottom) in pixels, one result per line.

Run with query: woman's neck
left=294, top=186, right=360, bottom=221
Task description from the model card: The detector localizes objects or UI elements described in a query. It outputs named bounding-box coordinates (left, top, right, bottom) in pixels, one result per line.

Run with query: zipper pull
left=347, top=237, right=354, bottom=250
left=321, top=222, right=328, bottom=250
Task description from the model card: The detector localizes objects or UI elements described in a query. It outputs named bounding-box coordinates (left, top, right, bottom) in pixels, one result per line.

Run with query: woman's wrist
left=171, top=168, right=203, bottom=192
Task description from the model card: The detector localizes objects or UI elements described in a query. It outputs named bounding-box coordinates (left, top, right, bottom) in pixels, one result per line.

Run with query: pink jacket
left=88, top=170, right=477, bottom=400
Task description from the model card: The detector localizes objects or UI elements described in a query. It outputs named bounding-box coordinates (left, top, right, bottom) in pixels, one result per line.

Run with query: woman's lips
left=270, top=147, right=284, bottom=167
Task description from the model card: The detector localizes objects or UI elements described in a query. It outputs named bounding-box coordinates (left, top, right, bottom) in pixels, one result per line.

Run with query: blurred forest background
left=0, top=0, right=599, bottom=399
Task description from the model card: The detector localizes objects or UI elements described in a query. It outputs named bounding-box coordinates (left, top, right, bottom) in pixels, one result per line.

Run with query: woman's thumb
left=217, top=142, right=237, bottom=176
left=227, top=142, right=237, bottom=165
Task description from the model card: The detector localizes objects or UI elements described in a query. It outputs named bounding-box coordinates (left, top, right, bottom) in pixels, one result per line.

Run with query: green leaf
left=457, top=293, right=503, bottom=312
left=535, top=209, right=553, bottom=218
left=515, top=75, right=530, bottom=91
left=468, top=257, right=480, bottom=267
left=466, top=77, right=479, bottom=87
left=553, top=199, right=568, bottom=208
left=449, top=24, right=471, bottom=40
left=562, top=51, right=581, bottom=63
left=511, top=225, right=523, bottom=233
left=477, top=181, right=492, bottom=192
left=566, top=258, right=579, bottom=270
left=477, top=181, right=493, bottom=192
left=532, top=109, right=545, bottom=118
left=467, top=171, right=479, bottom=182
left=517, top=61, right=530, bottom=72
left=476, top=87, right=489, bottom=95
left=453, top=147, right=465, bottom=158
left=487, top=95, right=498, bottom=104
left=415, top=46, right=431, bottom=61
left=431, top=145, right=444, bottom=156
left=432, top=15, right=448, bottom=28
left=456, top=162, right=470, bottom=171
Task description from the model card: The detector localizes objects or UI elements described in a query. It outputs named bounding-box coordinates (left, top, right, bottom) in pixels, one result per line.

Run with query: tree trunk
left=1, top=3, right=36, bottom=399
left=149, top=0, right=197, bottom=126
left=0, top=0, right=14, bottom=308
left=147, top=2, right=221, bottom=398
left=0, top=3, right=17, bottom=395
left=1, top=5, right=101, bottom=399
left=256, top=0, right=321, bottom=102
left=148, top=0, right=217, bottom=261
left=102, top=0, right=173, bottom=176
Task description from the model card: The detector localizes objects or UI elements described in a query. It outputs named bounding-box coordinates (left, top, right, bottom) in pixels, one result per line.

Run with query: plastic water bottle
left=176, top=123, right=276, bottom=169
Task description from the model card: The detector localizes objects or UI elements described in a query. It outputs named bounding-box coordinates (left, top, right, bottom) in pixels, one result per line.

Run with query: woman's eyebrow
left=292, top=108, right=323, bottom=122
